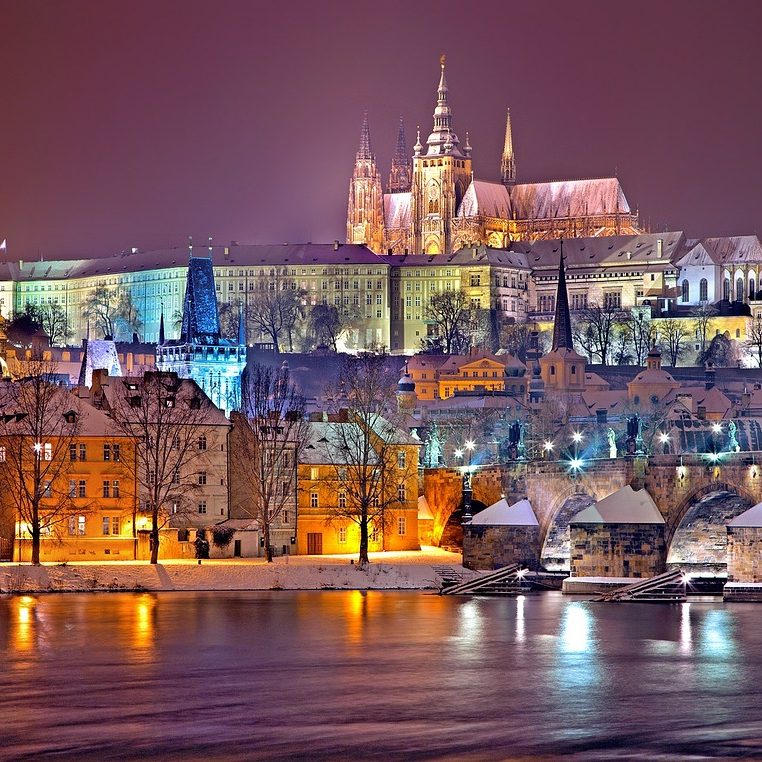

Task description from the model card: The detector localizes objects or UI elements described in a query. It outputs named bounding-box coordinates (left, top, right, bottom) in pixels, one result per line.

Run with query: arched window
left=751, top=278, right=757, bottom=300
left=737, top=277, right=745, bottom=302
left=699, top=278, right=708, bottom=302
left=681, top=279, right=690, bottom=303
left=723, top=278, right=731, bottom=301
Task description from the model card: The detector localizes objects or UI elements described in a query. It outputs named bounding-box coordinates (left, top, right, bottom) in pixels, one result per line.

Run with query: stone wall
left=570, top=523, right=666, bottom=578
left=463, top=525, right=541, bottom=571
left=727, top=526, right=762, bottom=582
left=422, top=469, right=463, bottom=545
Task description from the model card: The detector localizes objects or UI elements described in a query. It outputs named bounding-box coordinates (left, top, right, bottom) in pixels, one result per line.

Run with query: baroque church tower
left=388, top=116, right=412, bottom=193
left=346, top=113, right=384, bottom=253
left=410, top=55, right=472, bottom=255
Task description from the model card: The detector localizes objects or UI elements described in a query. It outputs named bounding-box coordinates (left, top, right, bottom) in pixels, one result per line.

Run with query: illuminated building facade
left=347, top=57, right=641, bottom=255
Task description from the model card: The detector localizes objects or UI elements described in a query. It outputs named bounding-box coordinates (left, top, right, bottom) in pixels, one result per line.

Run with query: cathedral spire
left=357, top=111, right=373, bottom=160
left=388, top=116, right=411, bottom=193
left=501, top=108, right=516, bottom=185
left=425, top=54, right=463, bottom=157
left=551, top=240, right=574, bottom=351
left=346, top=112, right=384, bottom=252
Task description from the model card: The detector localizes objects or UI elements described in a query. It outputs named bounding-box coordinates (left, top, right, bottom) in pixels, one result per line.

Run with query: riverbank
left=0, top=547, right=474, bottom=593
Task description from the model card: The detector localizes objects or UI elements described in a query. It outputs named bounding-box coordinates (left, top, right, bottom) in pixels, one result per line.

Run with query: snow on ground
left=0, top=547, right=475, bottom=593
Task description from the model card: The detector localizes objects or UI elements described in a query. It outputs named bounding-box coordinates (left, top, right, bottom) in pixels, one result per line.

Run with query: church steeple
left=357, top=111, right=373, bottom=160
left=551, top=240, right=574, bottom=351
left=388, top=116, right=412, bottom=193
left=501, top=108, right=516, bottom=185
left=346, top=113, right=384, bottom=253
left=425, top=55, right=464, bottom=157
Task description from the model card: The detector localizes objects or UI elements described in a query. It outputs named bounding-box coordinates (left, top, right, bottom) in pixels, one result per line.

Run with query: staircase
left=592, top=569, right=687, bottom=603
left=440, top=564, right=528, bottom=596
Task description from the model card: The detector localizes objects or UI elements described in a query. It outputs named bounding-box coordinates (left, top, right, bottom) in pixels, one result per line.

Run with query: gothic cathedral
left=347, top=57, right=640, bottom=255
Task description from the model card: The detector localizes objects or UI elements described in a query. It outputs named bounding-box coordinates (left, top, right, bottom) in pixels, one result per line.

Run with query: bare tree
left=83, top=286, right=119, bottom=338
left=657, top=318, right=691, bottom=366
left=499, top=320, right=535, bottom=361
left=309, top=305, right=345, bottom=352
left=115, top=291, right=143, bottom=340
left=746, top=315, right=762, bottom=367
left=83, top=287, right=141, bottom=340
left=37, top=303, right=73, bottom=347
left=230, top=363, right=309, bottom=561
left=106, top=372, right=220, bottom=564
left=422, top=289, right=473, bottom=354
left=691, top=302, right=718, bottom=356
left=218, top=297, right=244, bottom=339
left=621, top=310, right=655, bottom=365
left=324, top=355, right=418, bottom=565
left=246, top=278, right=307, bottom=353
left=0, top=362, right=80, bottom=564
left=572, top=303, right=626, bottom=364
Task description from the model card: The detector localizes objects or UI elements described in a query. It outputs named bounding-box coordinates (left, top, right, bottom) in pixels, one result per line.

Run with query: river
left=1, top=591, right=761, bottom=760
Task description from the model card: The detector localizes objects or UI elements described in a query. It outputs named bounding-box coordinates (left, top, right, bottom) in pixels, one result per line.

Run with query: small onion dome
left=398, top=372, right=416, bottom=393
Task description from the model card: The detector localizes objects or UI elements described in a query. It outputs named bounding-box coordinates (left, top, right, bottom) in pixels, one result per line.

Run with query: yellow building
left=3, top=393, right=140, bottom=563
left=296, top=414, right=420, bottom=555
left=406, top=350, right=527, bottom=401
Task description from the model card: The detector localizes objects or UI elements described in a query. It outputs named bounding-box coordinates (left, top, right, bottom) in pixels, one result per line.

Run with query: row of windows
left=69, top=443, right=122, bottom=462
left=67, top=514, right=121, bottom=536
left=66, top=479, right=121, bottom=498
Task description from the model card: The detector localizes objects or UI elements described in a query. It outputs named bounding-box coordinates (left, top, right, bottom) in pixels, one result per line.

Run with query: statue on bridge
left=607, top=427, right=617, bottom=459
left=729, top=420, right=741, bottom=453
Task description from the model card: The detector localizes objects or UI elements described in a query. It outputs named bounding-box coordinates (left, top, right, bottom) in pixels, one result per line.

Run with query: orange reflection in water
left=10, top=596, right=39, bottom=664
left=125, top=593, right=158, bottom=660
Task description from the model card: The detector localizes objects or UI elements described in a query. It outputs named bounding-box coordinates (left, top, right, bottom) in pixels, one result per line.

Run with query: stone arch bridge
left=423, top=453, right=762, bottom=569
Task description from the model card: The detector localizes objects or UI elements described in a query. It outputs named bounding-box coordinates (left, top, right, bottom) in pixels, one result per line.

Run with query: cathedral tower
left=346, top=113, right=385, bottom=253
left=388, top=116, right=412, bottom=193
left=411, top=56, right=472, bottom=254
left=500, top=108, right=516, bottom=186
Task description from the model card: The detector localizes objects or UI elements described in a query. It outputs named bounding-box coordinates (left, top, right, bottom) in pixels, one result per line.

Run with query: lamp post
left=459, top=440, right=476, bottom=523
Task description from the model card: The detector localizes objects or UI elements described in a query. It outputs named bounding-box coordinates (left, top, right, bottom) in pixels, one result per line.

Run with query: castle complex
left=347, top=56, right=640, bottom=255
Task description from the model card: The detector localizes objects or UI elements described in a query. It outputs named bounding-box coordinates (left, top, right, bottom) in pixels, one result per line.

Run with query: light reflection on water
left=1, top=590, right=762, bottom=760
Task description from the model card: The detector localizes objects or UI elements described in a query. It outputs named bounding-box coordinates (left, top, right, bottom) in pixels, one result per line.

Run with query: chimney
left=334, top=240, right=340, bottom=251
left=705, top=363, right=716, bottom=390
left=596, top=408, right=608, bottom=424
left=656, top=239, right=663, bottom=258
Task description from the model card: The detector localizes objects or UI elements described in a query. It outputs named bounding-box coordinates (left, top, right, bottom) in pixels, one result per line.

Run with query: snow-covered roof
left=384, top=192, right=412, bottom=229
left=704, top=235, right=762, bottom=265
left=675, top=241, right=723, bottom=268
left=458, top=180, right=511, bottom=218
left=509, top=177, right=631, bottom=219
left=729, top=502, right=762, bottom=528
left=572, top=485, right=664, bottom=524
left=471, top=498, right=538, bottom=526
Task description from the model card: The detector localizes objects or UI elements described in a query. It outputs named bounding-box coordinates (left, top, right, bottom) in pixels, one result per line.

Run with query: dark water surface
left=2, top=591, right=762, bottom=760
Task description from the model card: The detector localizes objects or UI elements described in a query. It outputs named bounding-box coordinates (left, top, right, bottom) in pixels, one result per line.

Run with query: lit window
left=397, top=451, right=406, bottom=469
left=102, top=516, right=110, bottom=535
left=113, top=480, right=120, bottom=498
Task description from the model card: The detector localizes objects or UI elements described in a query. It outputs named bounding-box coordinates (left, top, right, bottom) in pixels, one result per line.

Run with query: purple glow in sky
left=1, top=0, right=760, bottom=258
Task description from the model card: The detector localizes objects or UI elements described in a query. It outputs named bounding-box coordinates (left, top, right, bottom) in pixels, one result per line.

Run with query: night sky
left=1, top=0, right=760, bottom=259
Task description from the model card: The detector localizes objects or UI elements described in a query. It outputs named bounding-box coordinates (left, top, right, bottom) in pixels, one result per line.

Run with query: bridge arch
left=540, top=488, right=598, bottom=571
left=666, top=481, right=756, bottom=572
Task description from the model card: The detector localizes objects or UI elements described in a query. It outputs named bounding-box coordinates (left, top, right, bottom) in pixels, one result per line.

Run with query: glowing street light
left=454, top=448, right=464, bottom=459
left=543, top=441, right=554, bottom=452
left=571, top=431, right=583, bottom=444
left=569, top=457, right=584, bottom=472
left=658, top=432, right=670, bottom=445
left=712, top=423, right=722, bottom=434
left=465, top=440, right=475, bottom=452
